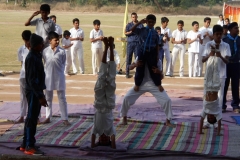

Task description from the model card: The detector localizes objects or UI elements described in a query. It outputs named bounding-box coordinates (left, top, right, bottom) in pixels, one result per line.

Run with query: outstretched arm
left=25, top=11, right=39, bottom=26
left=130, top=19, right=146, bottom=32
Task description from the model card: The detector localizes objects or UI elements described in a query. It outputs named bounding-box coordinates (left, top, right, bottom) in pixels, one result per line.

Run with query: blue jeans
left=126, top=42, right=139, bottom=75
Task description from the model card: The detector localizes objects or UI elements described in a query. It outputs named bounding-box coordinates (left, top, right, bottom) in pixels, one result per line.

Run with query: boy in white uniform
left=50, top=15, right=63, bottom=39
left=62, top=30, right=73, bottom=76
left=91, top=37, right=116, bottom=149
left=41, top=31, right=70, bottom=125
left=69, top=18, right=85, bottom=74
left=106, top=44, right=121, bottom=73
left=171, top=20, right=187, bottom=77
left=187, top=21, right=203, bottom=77
left=90, top=19, right=104, bottom=75
left=199, top=17, right=213, bottom=77
left=161, top=17, right=172, bottom=76
left=16, top=30, right=31, bottom=123
left=217, top=14, right=224, bottom=26
left=201, top=25, right=230, bottom=129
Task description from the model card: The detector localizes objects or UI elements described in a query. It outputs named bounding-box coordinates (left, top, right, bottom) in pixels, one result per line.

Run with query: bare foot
left=134, top=85, right=139, bottom=92
left=15, top=117, right=24, bottom=123
left=165, top=119, right=176, bottom=128
left=65, top=74, right=71, bottom=77
left=40, top=118, right=50, bottom=124
left=63, top=120, right=71, bottom=126
left=158, top=85, right=164, bottom=92
left=121, top=117, right=128, bottom=125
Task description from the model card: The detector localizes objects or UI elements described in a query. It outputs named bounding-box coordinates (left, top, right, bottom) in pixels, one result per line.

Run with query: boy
left=25, top=4, right=55, bottom=48
left=161, top=17, right=172, bottom=76
left=106, top=44, right=121, bottom=73
left=16, top=30, right=31, bottom=123
left=187, top=21, right=203, bottom=77
left=62, top=30, right=73, bottom=76
left=41, top=31, right=70, bottom=125
left=129, top=14, right=162, bottom=92
left=69, top=18, right=85, bottom=74
left=199, top=17, right=213, bottom=77
left=201, top=25, right=230, bottom=129
left=222, top=25, right=228, bottom=39
left=20, top=33, right=48, bottom=155
left=90, top=19, right=104, bottom=75
left=125, top=12, right=143, bottom=78
left=91, top=37, right=116, bottom=149
left=155, top=26, right=165, bottom=67
left=217, top=14, right=224, bottom=26
left=50, top=15, right=63, bottom=38
left=222, top=22, right=240, bottom=113
left=171, top=20, right=187, bottom=77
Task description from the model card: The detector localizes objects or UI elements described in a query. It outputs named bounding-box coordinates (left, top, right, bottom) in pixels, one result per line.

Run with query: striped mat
left=0, top=116, right=237, bottom=157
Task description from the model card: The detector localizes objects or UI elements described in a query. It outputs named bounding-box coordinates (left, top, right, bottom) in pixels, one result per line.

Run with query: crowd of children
left=14, top=3, right=240, bottom=156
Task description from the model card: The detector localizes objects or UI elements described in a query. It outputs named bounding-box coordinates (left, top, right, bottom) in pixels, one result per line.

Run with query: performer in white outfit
left=62, top=30, right=73, bottom=76
left=69, top=18, right=85, bottom=74
left=187, top=21, right=203, bottom=77
left=171, top=20, right=187, bottom=77
left=120, top=55, right=174, bottom=127
left=91, top=37, right=116, bottom=149
left=106, top=44, right=121, bottom=72
left=217, top=14, right=224, bottom=27
left=199, top=17, right=213, bottom=77
left=16, top=30, right=31, bottom=123
left=41, top=31, right=70, bottom=125
left=201, top=25, right=230, bottom=129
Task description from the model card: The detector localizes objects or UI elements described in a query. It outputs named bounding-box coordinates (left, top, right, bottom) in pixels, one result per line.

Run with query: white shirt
left=135, top=57, right=162, bottom=85
left=201, top=99, right=222, bottom=121
left=42, top=46, right=66, bottom=90
left=187, top=30, right=203, bottom=53
left=217, top=20, right=224, bottom=26
left=199, top=26, right=213, bottom=45
left=202, top=40, right=231, bottom=79
left=172, top=29, right=187, bottom=47
left=69, top=27, right=84, bottom=47
left=17, top=45, right=29, bottom=79
left=61, top=38, right=72, bottom=52
left=161, top=27, right=172, bottom=49
left=90, top=29, right=103, bottom=49
left=107, top=49, right=120, bottom=64
left=30, top=18, right=55, bottom=44
left=55, top=24, right=62, bottom=36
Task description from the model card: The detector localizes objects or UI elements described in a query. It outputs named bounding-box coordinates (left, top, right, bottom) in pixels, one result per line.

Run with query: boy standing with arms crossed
left=41, top=31, right=70, bottom=125
left=69, top=18, right=85, bottom=74
left=25, top=4, right=55, bottom=48
left=90, top=19, right=104, bottom=75
left=20, top=34, right=48, bottom=155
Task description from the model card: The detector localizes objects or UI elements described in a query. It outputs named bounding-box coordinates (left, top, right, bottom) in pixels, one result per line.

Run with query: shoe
left=165, top=74, right=170, bottom=77
left=126, top=74, right=131, bottom=78
left=24, top=146, right=44, bottom=156
left=233, top=109, right=240, bottom=113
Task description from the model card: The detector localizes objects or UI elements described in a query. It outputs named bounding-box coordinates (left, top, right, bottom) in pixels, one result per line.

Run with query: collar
left=212, top=40, right=223, bottom=45
left=161, top=27, right=168, bottom=30
left=94, top=29, right=100, bottom=32
left=39, top=17, right=52, bottom=23
left=177, top=29, right=185, bottom=32
left=50, top=46, right=59, bottom=53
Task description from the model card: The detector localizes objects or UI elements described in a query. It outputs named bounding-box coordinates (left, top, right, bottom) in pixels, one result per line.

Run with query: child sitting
left=91, top=36, right=116, bottom=149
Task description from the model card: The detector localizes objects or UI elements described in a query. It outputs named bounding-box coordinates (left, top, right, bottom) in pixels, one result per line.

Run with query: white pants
left=163, top=47, right=171, bottom=75
left=20, top=78, right=27, bottom=117
left=64, top=50, right=72, bottom=74
left=71, top=45, right=84, bottom=74
left=170, top=45, right=185, bottom=76
left=120, top=81, right=173, bottom=120
left=188, top=52, right=199, bottom=77
left=198, top=45, right=205, bottom=77
left=45, top=90, right=68, bottom=120
left=92, top=48, right=103, bottom=75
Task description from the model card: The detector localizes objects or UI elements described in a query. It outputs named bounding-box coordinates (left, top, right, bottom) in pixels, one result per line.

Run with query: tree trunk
left=153, top=0, right=163, bottom=12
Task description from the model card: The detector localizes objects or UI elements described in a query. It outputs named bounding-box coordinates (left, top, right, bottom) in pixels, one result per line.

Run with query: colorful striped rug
left=0, top=116, right=238, bottom=157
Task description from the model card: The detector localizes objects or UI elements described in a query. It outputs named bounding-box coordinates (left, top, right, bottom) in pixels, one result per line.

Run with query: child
left=217, top=14, right=224, bottom=26
left=20, top=33, right=48, bottom=155
left=199, top=17, right=213, bottom=77
left=224, top=18, right=230, bottom=26
left=90, top=19, right=104, bottom=75
left=222, top=25, right=228, bottom=39
left=62, top=30, right=73, bottom=76
left=50, top=15, right=63, bottom=38
left=69, top=18, right=85, bottom=74
left=25, top=4, right=55, bottom=48
left=171, top=20, right=187, bottom=77
left=106, top=44, right=121, bottom=73
left=187, top=21, right=203, bottom=77
left=91, top=37, right=116, bottom=149
left=155, top=26, right=165, bottom=67
left=201, top=25, right=230, bottom=129
left=41, top=31, right=70, bottom=125
left=129, top=14, right=162, bottom=92
left=161, top=17, right=172, bottom=76
left=16, top=30, right=31, bottom=123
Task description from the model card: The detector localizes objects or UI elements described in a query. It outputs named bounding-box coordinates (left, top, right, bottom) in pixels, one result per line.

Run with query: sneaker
left=24, top=146, right=44, bottom=156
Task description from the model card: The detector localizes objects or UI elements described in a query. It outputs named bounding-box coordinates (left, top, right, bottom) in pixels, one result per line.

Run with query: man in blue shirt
left=222, top=22, right=240, bottom=113
left=125, top=12, right=144, bottom=78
